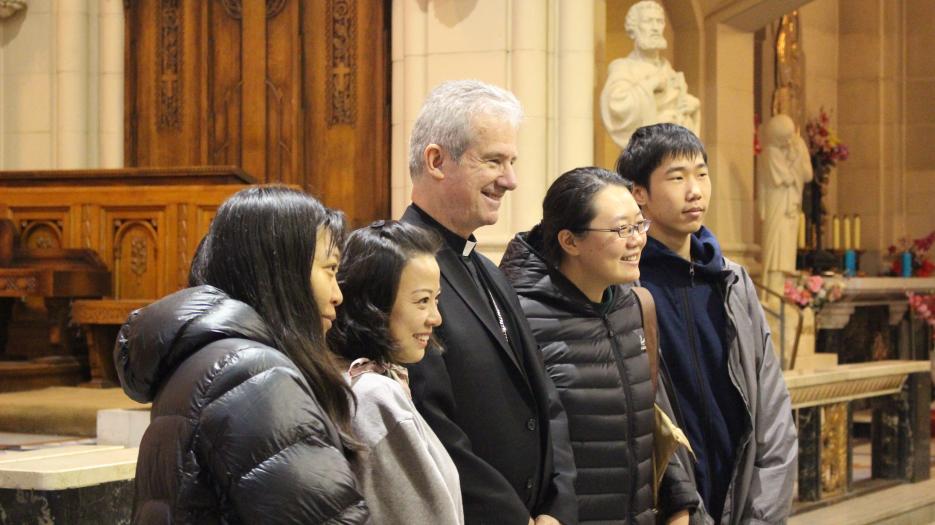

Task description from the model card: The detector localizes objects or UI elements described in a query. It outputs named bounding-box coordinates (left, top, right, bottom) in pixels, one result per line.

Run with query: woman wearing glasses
left=500, top=167, right=699, bottom=524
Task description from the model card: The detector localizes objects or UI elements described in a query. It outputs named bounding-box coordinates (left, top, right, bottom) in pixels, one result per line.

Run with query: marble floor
left=0, top=432, right=91, bottom=452
left=2, top=425, right=934, bottom=524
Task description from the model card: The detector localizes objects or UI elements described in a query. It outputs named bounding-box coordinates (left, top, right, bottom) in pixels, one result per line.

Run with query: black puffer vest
left=115, top=286, right=369, bottom=524
left=501, top=229, right=698, bottom=524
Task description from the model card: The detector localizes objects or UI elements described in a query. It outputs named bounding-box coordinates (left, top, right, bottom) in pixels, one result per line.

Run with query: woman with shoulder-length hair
left=115, top=185, right=369, bottom=524
left=327, top=220, right=463, bottom=525
left=500, top=167, right=700, bottom=525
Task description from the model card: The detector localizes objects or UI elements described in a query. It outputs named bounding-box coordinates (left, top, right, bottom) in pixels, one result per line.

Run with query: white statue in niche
left=758, top=113, right=813, bottom=294
left=600, top=0, right=700, bottom=149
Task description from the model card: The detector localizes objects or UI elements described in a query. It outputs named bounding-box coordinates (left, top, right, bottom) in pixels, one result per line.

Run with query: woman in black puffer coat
left=115, top=186, right=369, bottom=524
left=500, top=167, right=699, bottom=525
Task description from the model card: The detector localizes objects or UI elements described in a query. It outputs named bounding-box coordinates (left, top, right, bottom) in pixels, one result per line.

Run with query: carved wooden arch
left=20, top=220, right=64, bottom=249
left=113, top=219, right=160, bottom=299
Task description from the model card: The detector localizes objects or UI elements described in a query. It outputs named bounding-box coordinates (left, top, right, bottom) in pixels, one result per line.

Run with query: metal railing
left=753, top=281, right=803, bottom=371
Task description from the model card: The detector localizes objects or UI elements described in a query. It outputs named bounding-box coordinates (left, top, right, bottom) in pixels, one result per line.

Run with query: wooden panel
left=0, top=169, right=250, bottom=300
left=124, top=0, right=390, bottom=226
left=7, top=209, right=69, bottom=250
left=124, top=0, right=207, bottom=166
left=107, top=211, right=165, bottom=299
left=265, top=0, right=303, bottom=185
left=304, top=0, right=390, bottom=226
left=208, top=0, right=244, bottom=167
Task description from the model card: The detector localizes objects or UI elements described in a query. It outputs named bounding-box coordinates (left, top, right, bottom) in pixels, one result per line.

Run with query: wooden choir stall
left=0, top=167, right=254, bottom=391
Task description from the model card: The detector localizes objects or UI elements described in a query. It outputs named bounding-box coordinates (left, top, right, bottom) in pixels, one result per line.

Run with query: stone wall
left=0, top=0, right=123, bottom=170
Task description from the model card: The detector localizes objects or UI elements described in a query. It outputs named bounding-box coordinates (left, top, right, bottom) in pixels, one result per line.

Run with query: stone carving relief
left=327, top=0, right=356, bottom=127
left=600, top=0, right=700, bottom=149
left=0, top=0, right=26, bottom=20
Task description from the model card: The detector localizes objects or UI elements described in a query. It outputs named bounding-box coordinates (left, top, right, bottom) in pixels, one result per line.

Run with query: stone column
left=797, top=406, right=821, bottom=501
left=390, top=0, right=428, bottom=219
left=872, top=371, right=932, bottom=481
left=97, top=0, right=123, bottom=168
left=555, top=0, right=594, bottom=174
left=56, top=0, right=90, bottom=168
left=510, top=0, right=548, bottom=232
left=702, top=22, right=757, bottom=269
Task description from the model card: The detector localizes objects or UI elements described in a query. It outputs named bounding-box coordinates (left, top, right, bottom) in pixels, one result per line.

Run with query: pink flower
left=806, top=275, right=823, bottom=293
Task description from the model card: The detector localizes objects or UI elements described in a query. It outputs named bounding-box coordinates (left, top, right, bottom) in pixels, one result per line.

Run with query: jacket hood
left=115, top=285, right=276, bottom=403
left=500, top=226, right=551, bottom=295
left=501, top=225, right=632, bottom=315
left=641, top=225, right=732, bottom=284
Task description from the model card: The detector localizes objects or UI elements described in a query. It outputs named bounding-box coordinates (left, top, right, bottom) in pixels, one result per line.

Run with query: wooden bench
left=71, top=300, right=150, bottom=388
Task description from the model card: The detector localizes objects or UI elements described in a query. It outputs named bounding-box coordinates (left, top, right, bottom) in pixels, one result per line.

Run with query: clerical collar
left=410, top=203, right=478, bottom=257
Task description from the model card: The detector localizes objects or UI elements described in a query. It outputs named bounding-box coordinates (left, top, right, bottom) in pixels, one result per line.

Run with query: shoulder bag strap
left=632, top=286, right=658, bottom=395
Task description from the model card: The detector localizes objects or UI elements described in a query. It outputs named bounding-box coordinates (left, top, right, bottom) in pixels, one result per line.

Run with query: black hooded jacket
left=501, top=228, right=699, bottom=524
left=114, top=286, right=369, bottom=524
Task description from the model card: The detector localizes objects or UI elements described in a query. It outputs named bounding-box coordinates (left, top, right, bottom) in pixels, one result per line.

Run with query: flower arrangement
left=907, top=292, right=935, bottom=341
left=784, top=272, right=845, bottom=310
left=805, top=108, right=849, bottom=185
left=887, top=230, right=935, bottom=277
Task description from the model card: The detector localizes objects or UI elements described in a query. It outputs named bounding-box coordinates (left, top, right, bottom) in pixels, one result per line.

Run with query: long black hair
left=328, top=220, right=442, bottom=365
left=539, top=166, right=632, bottom=265
left=196, top=185, right=353, bottom=432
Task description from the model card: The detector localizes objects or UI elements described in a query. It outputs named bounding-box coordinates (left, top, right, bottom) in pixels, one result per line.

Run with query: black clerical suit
left=402, top=205, right=578, bottom=525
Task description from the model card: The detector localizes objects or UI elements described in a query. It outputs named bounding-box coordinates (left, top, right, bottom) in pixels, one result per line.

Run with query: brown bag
left=632, top=287, right=694, bottom=507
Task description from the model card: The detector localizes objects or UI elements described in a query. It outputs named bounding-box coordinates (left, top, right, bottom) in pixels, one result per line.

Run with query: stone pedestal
left=0, top=445, right=137, bottom=524
left=0, top=480, right=133, bottom=524
left=790, top=307, right=838, bottom=371
left=871, top=372, right=932, bottom=482
left=817, top=277, right=935, bottom=363
left=786, top=361, right=931, bottom=504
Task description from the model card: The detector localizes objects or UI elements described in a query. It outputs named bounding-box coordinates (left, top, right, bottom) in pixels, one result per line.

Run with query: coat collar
left=402, top=205, right=526, bottom=376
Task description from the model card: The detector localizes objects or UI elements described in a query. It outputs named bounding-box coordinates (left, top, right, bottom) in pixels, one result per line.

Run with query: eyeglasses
left=578, top=219, right=651, bottom=239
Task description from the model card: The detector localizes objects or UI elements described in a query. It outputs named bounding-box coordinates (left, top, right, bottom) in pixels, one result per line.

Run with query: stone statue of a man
left=758, top=113, right=813, bottom=294
left=600, top=0, right=701, bottom=149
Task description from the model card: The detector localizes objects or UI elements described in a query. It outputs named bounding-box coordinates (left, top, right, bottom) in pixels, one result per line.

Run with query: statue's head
left=766, top=114, right=796, bottom=147
left=625, top=1, right=667, bottom=52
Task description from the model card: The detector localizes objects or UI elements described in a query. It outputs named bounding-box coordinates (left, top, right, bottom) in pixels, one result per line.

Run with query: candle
left=843, top=215, right=852, bottom=250
left=844, top=250, right=857, bottom=276
left=832, top=215, right=840, bottom=250
left=853, top=214, right=861, bottom=250
left=798, top=211, right=806, bottom=249
left=902, top=251, right=913, bottom=278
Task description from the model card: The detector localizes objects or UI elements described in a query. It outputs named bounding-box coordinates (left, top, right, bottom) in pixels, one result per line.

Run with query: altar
left=816, top=277, right=935, bottom=363
left=786, top=360, right=931, bottom=508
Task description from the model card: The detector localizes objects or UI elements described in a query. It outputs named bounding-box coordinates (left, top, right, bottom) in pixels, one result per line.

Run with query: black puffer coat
left=501, top=230, right=699, bottom=524
left=115, top=286, right=369, bottom=524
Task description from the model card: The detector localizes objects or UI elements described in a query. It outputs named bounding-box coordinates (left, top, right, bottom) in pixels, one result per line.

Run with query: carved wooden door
left=124, top=0, right=389, bottom=226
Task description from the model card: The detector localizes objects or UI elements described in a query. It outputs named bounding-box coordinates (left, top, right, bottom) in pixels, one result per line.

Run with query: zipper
left=679, top=287, right=717, bottom=505
left=603, top=314, right=639, bottom=521
left=689, top=262, right=695, bottom=287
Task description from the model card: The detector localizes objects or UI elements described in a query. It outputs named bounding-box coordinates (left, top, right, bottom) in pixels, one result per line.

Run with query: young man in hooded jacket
left=615, top=123, right=797, bottom=525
